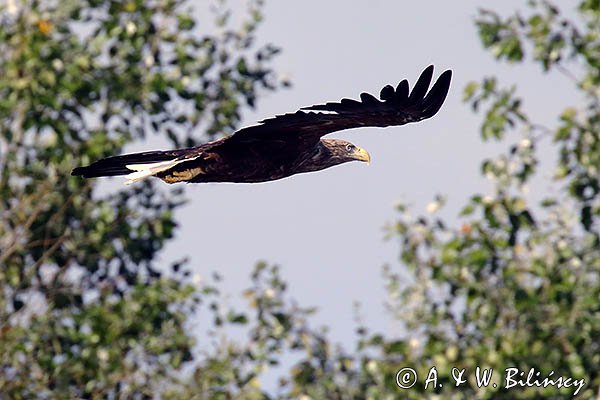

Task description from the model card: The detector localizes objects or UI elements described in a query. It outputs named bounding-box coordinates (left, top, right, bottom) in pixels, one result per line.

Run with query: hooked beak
left=354, top=146, right=371, bottom=165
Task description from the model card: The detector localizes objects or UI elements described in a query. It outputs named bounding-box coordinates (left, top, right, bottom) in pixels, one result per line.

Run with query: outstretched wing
left=227, top=65, right=452, bottom=146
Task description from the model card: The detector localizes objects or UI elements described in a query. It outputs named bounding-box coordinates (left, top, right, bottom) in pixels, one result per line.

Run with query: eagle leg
left=160, top=167, right=204, bottom=184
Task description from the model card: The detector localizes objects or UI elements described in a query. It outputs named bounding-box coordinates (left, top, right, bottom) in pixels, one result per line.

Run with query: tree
left=268, top=1, right=599, bottom=399
left=171, top=1, right=599, bottom=399
left=0, top=0, right=284, bottom=397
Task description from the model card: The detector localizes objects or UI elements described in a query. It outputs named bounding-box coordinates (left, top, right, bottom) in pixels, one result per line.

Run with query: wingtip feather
left=421, top=69, right=453, bottom=119
left=408, top=65, right=435, bottom=103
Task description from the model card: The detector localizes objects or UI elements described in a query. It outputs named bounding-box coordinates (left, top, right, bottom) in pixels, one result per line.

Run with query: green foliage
left=181, top=2, right=598, bottom=399
left=274, top=1, right=599, bottom=399
left=0, top=0, right=283, bottom=397
left=0, top=279, right=195, bottom=398
left=167, top=4, right=600, bottom=398
left=165, top=264, right=323, bottom=399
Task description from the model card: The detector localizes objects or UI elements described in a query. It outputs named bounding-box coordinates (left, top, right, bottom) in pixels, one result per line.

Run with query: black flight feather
left=408, top=64, right=434, bottom=104
left=395, top=80, right=409, bottom=103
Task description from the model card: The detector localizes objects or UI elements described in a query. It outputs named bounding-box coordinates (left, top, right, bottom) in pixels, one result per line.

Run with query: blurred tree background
left=0, top=0, right=285, bottom=397
left=0, top=0, right=598, bottom=399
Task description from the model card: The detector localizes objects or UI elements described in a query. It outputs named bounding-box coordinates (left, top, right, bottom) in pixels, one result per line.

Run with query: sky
left=152, top=0, right=577, bottom=350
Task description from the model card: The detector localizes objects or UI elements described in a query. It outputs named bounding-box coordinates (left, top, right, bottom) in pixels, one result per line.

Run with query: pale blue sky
left=153, top=0, right=576, bottom=347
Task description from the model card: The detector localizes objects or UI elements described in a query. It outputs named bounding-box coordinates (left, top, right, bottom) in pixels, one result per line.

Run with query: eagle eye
left=345, top=143, right=356, bottom=152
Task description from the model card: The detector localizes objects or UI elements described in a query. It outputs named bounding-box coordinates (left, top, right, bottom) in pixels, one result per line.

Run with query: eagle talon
left=161, top=167, right=204, bottom=183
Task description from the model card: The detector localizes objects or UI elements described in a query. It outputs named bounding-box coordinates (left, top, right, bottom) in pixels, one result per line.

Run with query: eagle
left=72, top=65, right=451, bottom=185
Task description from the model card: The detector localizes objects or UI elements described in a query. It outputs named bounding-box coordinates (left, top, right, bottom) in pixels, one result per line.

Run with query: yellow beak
left=354, top=147, right=371, bottom=164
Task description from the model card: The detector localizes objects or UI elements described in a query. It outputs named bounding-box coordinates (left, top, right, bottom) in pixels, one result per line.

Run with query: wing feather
left=407, top=64, right=434, bottom=103
left=395, top=80, right=409, bottom=103
left=379, top=85, right=395, bottom=101
left=228, top=65, right=452, bottom=146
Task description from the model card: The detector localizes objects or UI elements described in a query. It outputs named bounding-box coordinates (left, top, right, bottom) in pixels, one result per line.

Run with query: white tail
left=124, top=156, right=200, bottom=185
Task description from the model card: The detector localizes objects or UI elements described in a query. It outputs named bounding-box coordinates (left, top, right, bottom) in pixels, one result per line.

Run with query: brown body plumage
left=72, top=66, right=452, bottom=185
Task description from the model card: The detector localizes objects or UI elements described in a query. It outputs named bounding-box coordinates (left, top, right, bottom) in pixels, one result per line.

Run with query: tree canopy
left=0, top=0, right=284, bottom=397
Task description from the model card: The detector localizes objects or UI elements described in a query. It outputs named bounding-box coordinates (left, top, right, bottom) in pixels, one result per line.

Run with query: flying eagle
left=72, top=65, right=451, bottom=185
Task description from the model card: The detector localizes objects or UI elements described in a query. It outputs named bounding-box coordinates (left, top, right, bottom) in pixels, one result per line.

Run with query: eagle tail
left=71, top=150, right=193, bottom=184
left=122, top=158, right=193, bottom=185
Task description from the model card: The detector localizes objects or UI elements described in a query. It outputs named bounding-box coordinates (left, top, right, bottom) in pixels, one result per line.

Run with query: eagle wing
left=226, top=65, right=452, bottom=146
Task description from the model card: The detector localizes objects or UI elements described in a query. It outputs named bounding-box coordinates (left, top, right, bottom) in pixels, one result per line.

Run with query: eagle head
left=296, top=138, right=371, bottom=174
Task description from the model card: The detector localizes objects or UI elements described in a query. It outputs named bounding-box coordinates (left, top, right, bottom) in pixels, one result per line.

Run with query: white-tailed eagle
left=72, top=65, right=452, bottom=184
